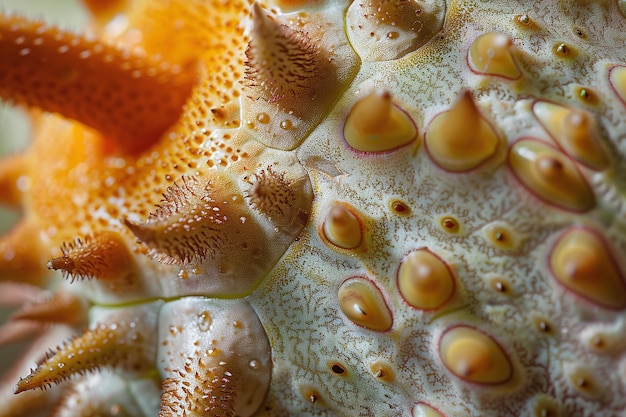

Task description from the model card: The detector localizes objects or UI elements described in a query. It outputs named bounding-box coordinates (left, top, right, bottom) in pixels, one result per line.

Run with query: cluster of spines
left=159, top=360, right=237, bottom=417
left=243, top=3, right=320, bottom=104
left=124, top=175, right=226, bottom=265
left=46, top=231, right=134, bottom=282
left=245, top=165, right=295, bottom=221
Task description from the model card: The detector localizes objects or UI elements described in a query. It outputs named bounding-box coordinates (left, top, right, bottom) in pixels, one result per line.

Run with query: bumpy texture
left=1, top=0, right=626, bottom=416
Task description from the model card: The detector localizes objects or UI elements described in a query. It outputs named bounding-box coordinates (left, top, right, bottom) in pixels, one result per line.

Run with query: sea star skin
left=0, top=0, right=626, bottom=416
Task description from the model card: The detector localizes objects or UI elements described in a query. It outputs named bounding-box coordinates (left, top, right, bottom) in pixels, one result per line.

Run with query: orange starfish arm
left=0, top=13, right=197, bottom=154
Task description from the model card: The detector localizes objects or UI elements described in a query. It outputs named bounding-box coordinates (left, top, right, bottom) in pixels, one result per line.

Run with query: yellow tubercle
left=481, top=221, right=521, bottom=250
left=610, top=65, right=626, bottom=106
left=425, top=91, right=501, bottom=172
left=549, top=228, right=626, bottom=310
left=439, top=326, right=513, bottom=385
left=468, top=32, right=522, bottom=80
left=343, top=90, right=417, bottom=153
left=397, top=249, right=455, bottom=310
left=532, top=101, right=608, bottom=171
left=321, top=203, right=363, bottom=250
left=412, top=403, right=445, bottom=417
left=508, top=138, right=595, bottom=212
left=337, top=277, right=393, bottom=331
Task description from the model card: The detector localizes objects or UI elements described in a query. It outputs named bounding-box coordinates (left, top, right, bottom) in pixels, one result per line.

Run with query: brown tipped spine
left=47, top=232, right=134, bottom=282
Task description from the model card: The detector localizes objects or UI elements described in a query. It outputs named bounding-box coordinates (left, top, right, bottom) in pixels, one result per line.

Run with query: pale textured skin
left=1, top=1, right=626, bottom=417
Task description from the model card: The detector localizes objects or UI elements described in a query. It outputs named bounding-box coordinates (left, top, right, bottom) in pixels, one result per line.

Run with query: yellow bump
left=531, top=395, right=561, bottom=417
left=481, top=221, right=520, bottom=250
left=488, top=277, right=512, bottom=295
left=0, top=13, right=196, bottom=154
left=322, top=203, right=363, bottom=250
left=553, top=42, right=577, bottom=58
left=337, top=277, right=393, bottom=331
left=508, top=138, right=595, bottom=212
left=574, top=86, right=600, bottom=106
left=343, top=90, right=417, bottom=153
left=468, top=32, right=521, bottom=79
left=299, top=386, right=324, bottom=405
left=610, top=65, right=626, bottom=106
left=412, top=403, right=444, bottom=417
left=389, top=200, right=411, bottom=216
left=532, top=316, right=554, bottom=335
left=514, top=14, right=539, bottom=30
left=47, top=231, right=134, bottom=282
left=425, top=91, right=501, bottom=172
left=439, top=326, right=513, bottom=384
left=549, top=227, right=626, bottom=309
left=397, top=249, right=455, bottom=310
left=438, top=216, right=462, bottom=234
left=567, top=368, right=603, bottom=399
left=369, top=362, right=395, bottom=382
left=532, top=101, right=608, bottom=170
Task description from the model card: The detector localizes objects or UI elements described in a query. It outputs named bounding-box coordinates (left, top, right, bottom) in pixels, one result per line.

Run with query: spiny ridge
left=243, top=3, right=319, bottom=104
left=47, top=231, right=135, bottom=282
left=124, top=175, right=227, bottom=265
left=14, top=319, right=153, bottom=394
left=0, top=13, right=196, bottom=154
left=159, top=361, right=237, bottom=417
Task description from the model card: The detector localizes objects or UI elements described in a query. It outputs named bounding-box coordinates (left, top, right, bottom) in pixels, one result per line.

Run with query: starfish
left=0, top=0, right=626, bottom=416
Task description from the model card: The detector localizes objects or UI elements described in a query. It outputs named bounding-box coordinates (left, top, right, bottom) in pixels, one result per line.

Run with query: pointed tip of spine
left=14, top=317, right=153, bottom=394
left=124, top=175, right=228, bottom=265
left=48, top=232, right=134, bottom=282
left=243, top=3, right=320, bottom=104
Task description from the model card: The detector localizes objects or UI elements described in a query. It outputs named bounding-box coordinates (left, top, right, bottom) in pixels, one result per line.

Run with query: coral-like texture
left=1, top=0, right=626, bottom=416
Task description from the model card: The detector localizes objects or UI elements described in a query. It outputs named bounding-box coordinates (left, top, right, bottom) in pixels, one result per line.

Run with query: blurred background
left=0, top=0, right=87, bottom=375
